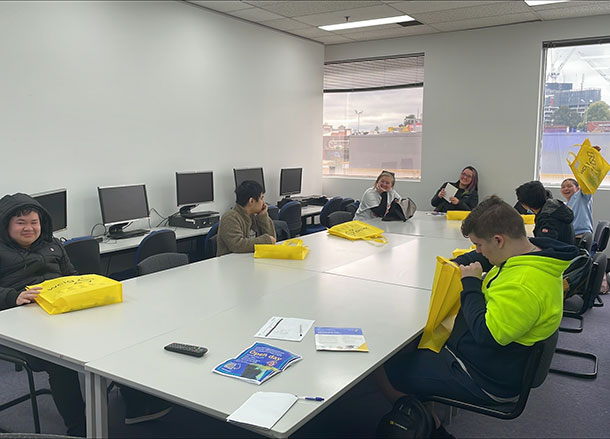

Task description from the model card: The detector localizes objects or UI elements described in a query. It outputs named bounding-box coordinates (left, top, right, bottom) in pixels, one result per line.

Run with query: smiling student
left=431, top=166, right=479, bottom=212
left=354, top=170, right=401, bottom=221
left=561, top=178, right=593, bottom=238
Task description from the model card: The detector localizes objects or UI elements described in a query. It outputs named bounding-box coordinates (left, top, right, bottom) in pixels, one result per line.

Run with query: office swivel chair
left=273, top=220, right=290, bottom=242
left=423, top=331, right=558, bottom=420
left=267, top=205, right=279, bottom=221
left=577, top=232, right=593, bottom=253
left=0, top=348, right=52, bottom=434
left=340, top=198, right=354, bottom=212
left=302, top=196, right=343, bottom=235
left=203, top=223, right=219, bottom=259
left=593, top=220, right=609, bottom=252
left=137, top=252, right=189, bottom=276
left=550, top=252, right=606, bottom=379
left=327, top=211, right=353, bottom=228
left=345, top=201, right=359, bottom=217
left=135, top=229, right=178, bottom=265
left=62, top=236, right=102, bottom=275
left=278, top=201, right=302, bottom=238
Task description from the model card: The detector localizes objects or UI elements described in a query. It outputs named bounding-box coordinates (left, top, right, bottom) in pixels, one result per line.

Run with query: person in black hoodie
left=431, top=166, right=479, bottom=213
left=378, top=196, right=577, bottom=437
left=516, top=180, right=575, bottom=245
left=0, top=193, right=86, bottom=436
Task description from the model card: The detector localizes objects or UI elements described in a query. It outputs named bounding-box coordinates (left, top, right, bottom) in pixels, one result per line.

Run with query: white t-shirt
left=354, top=187, right=401, bottom=221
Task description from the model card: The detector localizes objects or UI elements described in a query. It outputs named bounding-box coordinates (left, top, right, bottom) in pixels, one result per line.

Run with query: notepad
left=227, top=392, right=298, bottom=429
left=254, top=316, right=314, bottom=342
left=443, top=184, right=459, bottom=202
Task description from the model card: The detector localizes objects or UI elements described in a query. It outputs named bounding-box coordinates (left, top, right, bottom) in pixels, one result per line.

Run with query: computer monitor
left=98, top=184, right=150, bottom=236
left=279, top=168, right=302, bottom=197
left=176, top=171, right=214, bottom=216
left=31, top=188, right=67, bottom=232
left=233, top=167, right=265, bottom=192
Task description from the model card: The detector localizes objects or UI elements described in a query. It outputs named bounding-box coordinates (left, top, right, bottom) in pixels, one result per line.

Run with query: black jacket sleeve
left=0, top=286, right=20, bottom=311
left=452, top=250, right=494, bottom=273
left=455, top=189, right=478, bottom=210
left=459, top=276, right=503, bottom=347
left=370, top=191, right=388, bottom=217
left=430, top=183, right=448, bottom=208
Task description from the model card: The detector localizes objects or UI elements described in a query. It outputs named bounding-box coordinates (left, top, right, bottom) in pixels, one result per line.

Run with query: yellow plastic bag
left=446, top=210, right=470, bottom=221
left=327, top=220, right=387, bottom=244
left=418, top=256, right=463, bottom=353
left=567, top=138, right=610, bottom=194
left=521, top=214, right=535, bottom=225
left=32, top=274, right=123, bottom=315
left=452, top=245, right=475, bottom=259
left=254, top=238, right=309, bottom=260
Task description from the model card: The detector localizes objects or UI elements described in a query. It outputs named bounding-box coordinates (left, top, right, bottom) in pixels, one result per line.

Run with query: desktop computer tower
left=168, top=213, right=219, bottom=229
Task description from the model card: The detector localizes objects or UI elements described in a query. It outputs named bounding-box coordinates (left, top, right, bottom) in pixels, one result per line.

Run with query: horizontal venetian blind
left=324, top=54, right=424, bottom=93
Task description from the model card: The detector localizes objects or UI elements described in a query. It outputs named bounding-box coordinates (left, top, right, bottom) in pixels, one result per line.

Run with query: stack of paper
left=213, top=342, right=302, bottom=385
left=227, top=392, right=298, bottom=429
left=314, top=327, right=369, bottom=352
left=254, top=316, right=315, bottom=342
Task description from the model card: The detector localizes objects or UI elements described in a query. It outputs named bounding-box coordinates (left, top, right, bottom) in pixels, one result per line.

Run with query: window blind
left=324, top=54, right=424, bottom=93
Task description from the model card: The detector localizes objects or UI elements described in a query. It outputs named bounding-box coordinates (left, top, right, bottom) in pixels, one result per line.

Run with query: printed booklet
left=213, top=342, right=302, bottom=385
left=314, top=327, right=369, bottom=352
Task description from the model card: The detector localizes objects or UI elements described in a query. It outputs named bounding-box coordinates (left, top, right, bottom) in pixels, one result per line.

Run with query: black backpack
left=563, top=248, right=593, bottom=300
left=377, top=396, right=434, bottom=438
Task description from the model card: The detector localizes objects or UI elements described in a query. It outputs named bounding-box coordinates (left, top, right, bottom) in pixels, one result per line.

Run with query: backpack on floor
left=376, top=396, right=434, bottom=438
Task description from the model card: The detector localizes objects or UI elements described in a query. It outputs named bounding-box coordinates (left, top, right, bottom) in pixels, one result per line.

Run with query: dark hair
left=515, top=181, right=548, bottom=210
left=461, top=195, right=526, bottom=240
left=460, top=166, right=478, bottom=192
left=562, top=177, right=579, bottom=188
left=235, top=180, right=264, bottom=206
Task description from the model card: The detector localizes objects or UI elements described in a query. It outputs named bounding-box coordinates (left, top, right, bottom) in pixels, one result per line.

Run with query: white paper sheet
left=443, top=184, right=459, bottom=203
left=254, top=316, right=315, bottom=341
left=227, top=392, right=298, bottom=429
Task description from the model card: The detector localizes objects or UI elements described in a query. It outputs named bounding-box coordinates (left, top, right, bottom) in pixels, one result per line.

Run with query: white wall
left=0, top=1, right=323, bottom=237
left=323, top=14, right=610, bottom=221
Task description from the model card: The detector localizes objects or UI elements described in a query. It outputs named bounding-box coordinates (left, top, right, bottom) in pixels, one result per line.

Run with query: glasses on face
left=461, top=172, right=474, bottom=179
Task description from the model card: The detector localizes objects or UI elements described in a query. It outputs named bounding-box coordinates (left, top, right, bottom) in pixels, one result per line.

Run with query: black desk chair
left=327, top=211, right=353, bottom=228
left=0, top=348, right=52, bottom=434
left=340, top=198, right=354, bottom=211
left=345, top=201, right=359, bottom=217
left=267, top=205, right=279, bottom=221
left=302, top=196, right=343, bottom=234
left=137, top=252, right=189, bottom=276
left=135, top=229, right=177, bottom=265
left=593, top=220, right=609, bottom=252
left=63, top=236, right=102, bottom=275
left=203, top=223, right=219, bottom=259
left=278, top=201, right=302, bottom=238
left=423, top=331, right=558, bottom=420
left=273, top=220, right=290, bottom=242
left=577, top=231, right=593, bottom=253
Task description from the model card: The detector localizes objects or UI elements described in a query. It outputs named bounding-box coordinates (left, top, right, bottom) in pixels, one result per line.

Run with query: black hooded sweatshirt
left=0, top=193, right=76, bottom=310
left=534, top=198, right=575, bottom=245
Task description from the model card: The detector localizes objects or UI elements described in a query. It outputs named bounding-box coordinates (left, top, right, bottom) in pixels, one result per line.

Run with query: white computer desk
left=85, top=273, right=430, bottom=438
left=99, top=226, right=211, bottom=255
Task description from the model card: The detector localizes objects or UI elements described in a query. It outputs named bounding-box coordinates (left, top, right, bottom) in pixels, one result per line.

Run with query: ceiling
left=185, top=1, right=610, bottom=45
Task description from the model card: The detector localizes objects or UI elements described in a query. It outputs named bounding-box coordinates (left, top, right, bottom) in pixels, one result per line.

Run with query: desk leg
left=85, top=372, right=108, bottom=438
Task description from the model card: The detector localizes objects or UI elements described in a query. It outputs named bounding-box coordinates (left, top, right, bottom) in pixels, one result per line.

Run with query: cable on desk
left=150, top=208, right=170, bottom=228
left=91, top=223, right=107, bottom=239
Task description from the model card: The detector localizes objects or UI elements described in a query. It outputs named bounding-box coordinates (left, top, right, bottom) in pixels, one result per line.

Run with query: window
left=323, top=55, right=424, bottom=179
left=539, top=38, right=610, bottom=187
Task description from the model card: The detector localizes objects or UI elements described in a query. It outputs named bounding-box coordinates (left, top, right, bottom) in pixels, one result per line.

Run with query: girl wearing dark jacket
left=431, top=166, right=479, bottom=212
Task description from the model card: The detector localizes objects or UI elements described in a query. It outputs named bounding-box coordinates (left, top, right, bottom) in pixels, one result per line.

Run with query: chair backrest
left=273, top=219, right=290, bottom=242
left=63, top=236, right=102, bottom=275
left=320, top=196, right=344, bottom=227
left=137, top=252, right=189, bottom=276
left=340, top=198, right=354, bottom=211
left=578, top=231, right=594, bottom=253
left=278, top=201, right=302, bottom=238
left=203, top=222, right=219, bottom=259
left=345, top=201, right=359, bottom=216
left=583, top=252, right=608, bottom=310
left=327, top=211, right=353, bottom=228
left=267, top=205, right=279, bottom=221
left=594, top=221, right=609, bottom=252
left=530, top=330, right=559, bottom=389
left=135, top=229, right=177, bottom=265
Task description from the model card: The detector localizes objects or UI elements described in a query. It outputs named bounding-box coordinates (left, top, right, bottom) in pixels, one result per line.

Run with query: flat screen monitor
left=279, top=168, right=302, bottom=197
left=176, top=171, right=214, bottom=215
left=98, top=184, right=150, bottom=234
left=233, top=167, right=265, bottom=192
left=31, top=188, right=67, bottom=232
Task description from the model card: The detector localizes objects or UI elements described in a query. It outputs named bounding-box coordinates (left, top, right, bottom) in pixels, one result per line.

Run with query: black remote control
left=164, top=343, right=208, bottom=358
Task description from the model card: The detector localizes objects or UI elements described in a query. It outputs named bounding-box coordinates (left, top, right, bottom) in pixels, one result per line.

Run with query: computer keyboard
left=108, top=229, right=149, bottom=240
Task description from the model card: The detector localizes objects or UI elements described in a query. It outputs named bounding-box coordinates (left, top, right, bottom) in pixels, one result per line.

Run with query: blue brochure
left=213, top=342, right=302, bottom=385
left=314, top=327, right=369, bottom=352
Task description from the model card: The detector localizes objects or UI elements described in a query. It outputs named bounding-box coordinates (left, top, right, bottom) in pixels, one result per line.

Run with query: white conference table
left=85, top=273, right=431, bottom=438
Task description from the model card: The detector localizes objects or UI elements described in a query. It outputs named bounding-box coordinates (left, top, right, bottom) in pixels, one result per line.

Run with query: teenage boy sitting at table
left=378, top=195, right=577, bottom=438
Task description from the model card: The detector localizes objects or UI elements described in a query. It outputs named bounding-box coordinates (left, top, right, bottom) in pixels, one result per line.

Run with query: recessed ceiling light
left=319, top=15, right=415, bottom=32
left=524, top=0, right=568, bottom=6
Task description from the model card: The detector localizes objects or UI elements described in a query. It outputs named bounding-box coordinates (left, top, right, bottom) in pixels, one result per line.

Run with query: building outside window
left=540, top=39, right=610, bottom=187
left=323, top=55, right=424, bottom=180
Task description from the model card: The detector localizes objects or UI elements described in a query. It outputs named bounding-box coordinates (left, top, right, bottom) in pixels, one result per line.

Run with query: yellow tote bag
left=254, top=238, right=309, bottom=260
left=567, top=138, right=610, bottom=194
left=452, top=245, right=475, bottom=259
left=32, top=274, right=123, bottom=315
left=521, top=214, right=535, bottom=225
left=327, top=220, right=387, bottom=244
left=418, top=256, right=463, bottom=353
left=446, top=210, right=470, bottom=221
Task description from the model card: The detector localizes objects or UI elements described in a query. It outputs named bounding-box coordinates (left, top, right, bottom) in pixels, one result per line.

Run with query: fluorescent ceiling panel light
left=524, top=0, right=568, bottom=6
left=319, top=15, right=414, bottom=31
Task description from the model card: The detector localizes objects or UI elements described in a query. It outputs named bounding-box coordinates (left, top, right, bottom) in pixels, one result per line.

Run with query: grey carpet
left=1, top=297, right=609, bottom=438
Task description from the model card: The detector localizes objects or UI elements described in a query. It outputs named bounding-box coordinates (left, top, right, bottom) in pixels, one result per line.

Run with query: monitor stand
left=107, top=223, right=148, bottom=240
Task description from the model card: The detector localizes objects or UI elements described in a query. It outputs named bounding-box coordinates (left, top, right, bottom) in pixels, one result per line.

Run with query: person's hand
left=269, top=236, right=276, bottom=244
left=460, top=262, right=483, bottom=279
left=593, top=145, right=601, bottom=152
left=438, top=188, right=446, bottom=199
left=450, top=196, right=459, bottom=205
left=16, top=287, right=41, bottom=305
left=260, top=203, right=268, bottom=215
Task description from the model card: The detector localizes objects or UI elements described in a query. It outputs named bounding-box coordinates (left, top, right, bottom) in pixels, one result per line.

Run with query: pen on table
left=297, top=396, right=324, bottom=402
left=299, top=324, right=303, bottom=337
